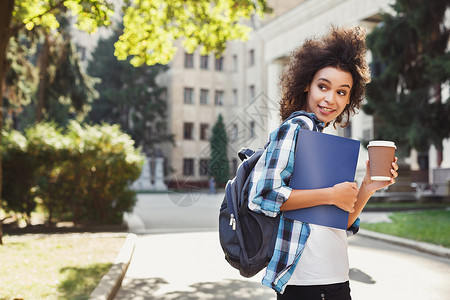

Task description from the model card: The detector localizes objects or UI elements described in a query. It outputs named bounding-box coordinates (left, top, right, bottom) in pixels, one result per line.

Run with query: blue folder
left=285, top=129, right=360, bottom=230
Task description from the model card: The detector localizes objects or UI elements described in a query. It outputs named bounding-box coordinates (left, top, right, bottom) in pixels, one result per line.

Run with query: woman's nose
left=324, top=92, right=335, bottom=104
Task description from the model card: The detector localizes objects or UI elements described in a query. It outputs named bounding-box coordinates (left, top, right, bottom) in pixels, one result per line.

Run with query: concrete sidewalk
left=90, top=225, right=450, bottom=300
left=89, top=192, right=450, bottom=299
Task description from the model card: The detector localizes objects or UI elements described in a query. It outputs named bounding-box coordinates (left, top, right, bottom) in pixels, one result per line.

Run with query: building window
left=249, top=85, right=255, bottom=102
left=199, top=159, right=209, bottom=176
left=184, top=52, right=194, bottom=68
left=184, top=122, right=194, bottom=140
left=215, top=90, right=224, bottom=106
left=232, top=55, right=238, bottom=72
left=215, top=56, right=224, bottom=71
left=232, top=89, right=238, bottom=105
left=200, top=123, right=209, bottom=141
left=200, top=55, right=209, bottom=69
left=183, top=158, right=194, bottom=175
left=184, top=87, right=194, bottom=104
left=249, top=49, right=255, bottom=66
left=249, top=121, right=255, bottom=138
left=200, top=89, right=209, bottom=105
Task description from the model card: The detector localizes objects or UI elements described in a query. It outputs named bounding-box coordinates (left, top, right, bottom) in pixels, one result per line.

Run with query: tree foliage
left=364, top=0, right=450, bottom=157
left=34, top=17, right=99, bottom=127
left=86, top=26, right=172, bottom=154
left=4, top=31, right=38, bottom=130
left=11, top=0, right=113, bottom=33
left=115, top=0, right=270, bottom=66
left=209, top=114, right=229, bottom=185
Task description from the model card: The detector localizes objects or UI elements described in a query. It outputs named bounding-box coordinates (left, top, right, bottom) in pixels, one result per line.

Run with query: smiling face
left=304, top=66, right=353, bottom=125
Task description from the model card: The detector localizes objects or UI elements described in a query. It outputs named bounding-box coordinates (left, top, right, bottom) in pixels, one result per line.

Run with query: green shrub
left=25, top=123, right=71, bottom=224
left=1, top=130, right=37, bottom=223
left=64, top=121, right=143, bottom=224
left=1, top=121, right=143, bottom=225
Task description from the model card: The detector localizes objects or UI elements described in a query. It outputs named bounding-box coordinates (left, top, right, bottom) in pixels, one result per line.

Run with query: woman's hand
left=362, top=157, right=399, bottom=193
left=331, top=182, right=358, bottom=213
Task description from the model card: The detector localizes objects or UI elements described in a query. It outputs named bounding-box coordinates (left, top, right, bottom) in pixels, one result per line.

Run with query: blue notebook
left=285, top=129, right=360, bottom=230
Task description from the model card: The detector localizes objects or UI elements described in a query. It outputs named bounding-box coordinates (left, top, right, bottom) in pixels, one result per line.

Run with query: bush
left=25, top=123, right=71, bottom=224
left=63, top=121, right=143, bottom=224
left=1, top=121, right=143, bottom=225
left=1, top=130, right=37, bottom=223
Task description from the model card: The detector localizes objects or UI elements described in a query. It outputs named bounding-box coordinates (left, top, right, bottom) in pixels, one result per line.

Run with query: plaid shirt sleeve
left=248, top=117, right=313, bottom=217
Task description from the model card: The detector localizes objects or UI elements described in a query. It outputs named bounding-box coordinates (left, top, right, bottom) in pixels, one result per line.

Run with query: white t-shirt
left=288, top=224, right=349, bottom=285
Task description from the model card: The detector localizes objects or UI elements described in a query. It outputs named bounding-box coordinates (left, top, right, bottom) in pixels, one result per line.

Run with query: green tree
left=364, top=0, right=450, bottom=165
left=209, top=114, right=229, bottom=186
left=4, top=31, right=38, bottom=131
left=0, top=0, right=112, bottom=243
left=86, top=27, right=172, bottom=155
left=0, top=0, right=269, bottom=244
left=34, top=17, right=98, bottom=127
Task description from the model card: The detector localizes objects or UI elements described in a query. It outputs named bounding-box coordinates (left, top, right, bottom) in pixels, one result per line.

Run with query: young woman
left=248, top=26, right=399, bottom=299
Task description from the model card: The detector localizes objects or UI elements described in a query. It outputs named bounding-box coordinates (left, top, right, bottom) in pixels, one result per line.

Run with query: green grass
left=362, top=210, right=450, bottom=248
left=0, top=234, right=126, bottom=300
left=365, top=202, right=449, bottom=210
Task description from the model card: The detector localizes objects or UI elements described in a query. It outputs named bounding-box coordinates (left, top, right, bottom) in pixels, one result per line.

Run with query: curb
left=89, top=233, right=137, bottom=300
left=358, top=229, right=450, bottom=259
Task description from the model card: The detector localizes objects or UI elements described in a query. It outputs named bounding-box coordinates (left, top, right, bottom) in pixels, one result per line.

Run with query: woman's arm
left=347, top=159, right=399, bottom=227
left=280, top=181, right=359, bottom=212
left=281, top=158, right=399, bottom=229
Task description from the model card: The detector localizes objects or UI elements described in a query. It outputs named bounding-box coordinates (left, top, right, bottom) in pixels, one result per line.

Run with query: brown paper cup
left=368, top=141, right=396, bottom=181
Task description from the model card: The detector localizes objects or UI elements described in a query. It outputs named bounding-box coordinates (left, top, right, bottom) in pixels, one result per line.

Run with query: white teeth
left=320, top=106, right=333, bottom=112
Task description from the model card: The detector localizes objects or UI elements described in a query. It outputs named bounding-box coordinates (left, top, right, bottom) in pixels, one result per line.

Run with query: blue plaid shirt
left=248, top=111, right=359, bottom=294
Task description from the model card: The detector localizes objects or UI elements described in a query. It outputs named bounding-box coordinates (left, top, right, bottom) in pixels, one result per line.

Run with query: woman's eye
left=319, top=85, right=327, bottom=90
left=338, top=91, right=347, bottom=96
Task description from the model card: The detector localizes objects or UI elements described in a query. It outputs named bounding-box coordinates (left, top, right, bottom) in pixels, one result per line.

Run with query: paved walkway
left=113, top=231, right=450, bottom=300
left=90, top=192, right=450, bottom=300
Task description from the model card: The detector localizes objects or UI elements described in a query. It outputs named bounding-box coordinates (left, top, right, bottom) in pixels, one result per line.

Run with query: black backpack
left=219, top=145, right=280, bottom=278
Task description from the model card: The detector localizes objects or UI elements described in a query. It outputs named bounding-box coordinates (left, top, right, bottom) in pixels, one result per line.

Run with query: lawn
left=364, top=202, right=449, bottom=210
left=0, top=233, right=126, bottom=300
left=362, top=209, right=450, bottom=248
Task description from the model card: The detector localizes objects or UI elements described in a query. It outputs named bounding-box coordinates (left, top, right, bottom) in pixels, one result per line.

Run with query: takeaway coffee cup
left=368, top=141, right=397, bottom=181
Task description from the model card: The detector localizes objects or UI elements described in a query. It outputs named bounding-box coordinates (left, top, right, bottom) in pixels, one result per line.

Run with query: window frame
left=183, top=122, right=194, bottom=140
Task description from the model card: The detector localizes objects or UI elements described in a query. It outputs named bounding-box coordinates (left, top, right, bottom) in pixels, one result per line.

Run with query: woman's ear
left=304, top=86, right=309, bottom=92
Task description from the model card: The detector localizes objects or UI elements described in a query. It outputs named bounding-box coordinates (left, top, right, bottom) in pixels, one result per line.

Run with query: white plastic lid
left=371, top=176, right=392, bottom=181
left=368, top=140, right=396, bottom=149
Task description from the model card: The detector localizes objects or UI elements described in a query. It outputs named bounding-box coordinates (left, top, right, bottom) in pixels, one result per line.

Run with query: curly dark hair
left=278, top=26, right=371, bottom=127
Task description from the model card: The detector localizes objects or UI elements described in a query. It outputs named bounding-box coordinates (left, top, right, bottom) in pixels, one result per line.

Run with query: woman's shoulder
left=282, top=111, right=320, bottom=131
left=268, top=111, right=315, bottom=142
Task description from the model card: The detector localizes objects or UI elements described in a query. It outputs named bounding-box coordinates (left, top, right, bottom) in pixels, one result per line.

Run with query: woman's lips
left=318, top=105, right=335, bottom=115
